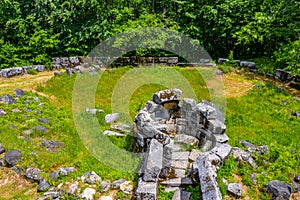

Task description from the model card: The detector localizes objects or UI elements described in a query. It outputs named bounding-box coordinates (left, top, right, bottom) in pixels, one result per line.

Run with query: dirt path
left=0, top=71, right=61, bottom=96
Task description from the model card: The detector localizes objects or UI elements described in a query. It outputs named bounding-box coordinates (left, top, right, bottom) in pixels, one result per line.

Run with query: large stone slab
left=206, top=119, right=226, bottom=135
left=264, top=180, right=292, bottom=200
left=210, top=143, right=231, bottom=163
left=160, top=139, right=173, bottom=178
left=175, top=134, right=199, bottom=146
left=134, top=178, right=157, bottom=200
left=142, top=139, right=163, bottom=182
left=161, top=178, right=193, bottom=187
left=172, top=151, right=190, bottom=160
left=172, top=189, right=191, bottom=200
left=152, top=89, right=182, bottom=104
left=171, top=160, right=189, bottom=170
left=0, top=67, right=23, bottom=78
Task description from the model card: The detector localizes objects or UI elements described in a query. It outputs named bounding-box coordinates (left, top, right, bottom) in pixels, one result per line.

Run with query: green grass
left=0, top=66, right=299, bottom=199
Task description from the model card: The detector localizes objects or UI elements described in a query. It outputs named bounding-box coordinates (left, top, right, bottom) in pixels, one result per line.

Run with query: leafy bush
left=27, top=68, right=37, bottom=75
left=274, top=38, right=300, bottom=76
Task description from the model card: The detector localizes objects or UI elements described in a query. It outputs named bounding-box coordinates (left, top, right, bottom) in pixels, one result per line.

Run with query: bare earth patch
left=0, top=70, right=61, bottom=96
left=222, top=72, right=255, bottom=98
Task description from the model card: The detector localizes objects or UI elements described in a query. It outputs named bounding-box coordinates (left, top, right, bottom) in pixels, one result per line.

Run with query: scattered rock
left=239, top=140, right=255, bottom=149
left=99, top=180, right=111, bottom=192
left=134, top=178, right=158, bottom=199
left=292, top=112, right=300, bottom=118
left=14, top=88, right=26, bottom=97
left=68, top=181, right=79, bottom=194
left=0, top=144, right=5, bottom=154
left=5, top=150, right=22, bottom=167
left=38, top=118, right=50, bottom=124
left=11, top=166, right=24, bottom=174
left=264, top=180, right=292, bottom=200
left=110, top=124, right=132, bottom=133
left=33, top=126, right=48, bottom=133
left=152, top=89, right=182, bottom=104
left=227, top=183, right=242, bottom=197
left=112, top=179, right=127, bottom=189
left=24, top=167, right=43, bottom=182
left=81, top=171, right=101, bottom=184
left=250, top=173, right=257, bottom=184
left=105, top=113, right=120, bottom=123
left=86, top=108, right=104, bottom=114
left=0, top=109, right=6, bottom=116
left=103, top=130, right=125, bottom=137
left=41, top=140, right=64, bottom=151
left=120, top=181, right=134, bottom=195
left=50, top=167, right=76, bottom=180
left=81, top=188, right=96, bottom=200
left=38, top=179, right=50, bottom=192
left=172, top=188, right=191, bottom=200
left=1, top=94, right=16, bottom=104
left=12, top=108, right=21, bottom=113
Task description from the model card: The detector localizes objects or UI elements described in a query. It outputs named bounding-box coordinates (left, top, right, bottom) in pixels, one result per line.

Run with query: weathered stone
left=38, top=118, right=50, bottom=124
left=142, top=139, right=163, bottom=182
left=69, top=57, right=80, bottom=65
left=24, top=168, right=43, bottom=182
left=250, top=173, right=257, bottom=184
left=100, top=180, right=111, bottom=192
left=172, top=151, right=190, bottom=160
left=0, top=158, right=5, bottom=167
left=112, top=179, right=126, bottom=189
left=295, top=174, right=300, bottom=183
left=214, top=134, right=229, bottom=143
left=37, top=179, right=50, bottom=192
left=210, top=143, right=231, bottom=163
left=0, top=109, right=6, bottom=116
left=160, top=139, right=173, bottom=178
left=0, top=67, right=23, bottom=78
left=68, top=181, right=79, bottom=194
left=182, top=98, right=197, bottom=112
left=1, top=94, right=16, bottom=104
left=134, top=178, right=157, bottom=200
left=175, top=134, right=199, bottom=146
left=173, top=143, right=182, bottom=152
left=14, top=88, right=26, bottom=97
left=85, top=108, right=104, bottom=114
left=240, top=61, right=256, bottom=68
left=81, top=188, right=96, bottom=200
left=171, top=160, right=189, bottom=170
left=33, top=126, right=48, bottom=133
left=218, top=58, right=229, bottom=64
left=120, top=181, right=134, bottom=195
left=50, top=167, right=75, bottom=180
left=165, top=187, right=180, bottom=192
left=33, top=65, right=45, bottom=72
left=12, top=108, right=20, bottom=113
left=276, top=69, right=292, bottom=82
left=172, top=189, right=191, bottom=200
left=189, top=150, right=202, bottom=162
left=110, top=124, right=132, bottom=133
left=11, top=166, right=24, bottom=174
left=103, top=130, right=125, bottom=137
left=227, top=183, right=242, bottom=197
left=174, top=168, right=186, bottom=178
left=199, top=100, right=225, bottom=123
left=81, top=171, right=101, bottom=184
left=41, top=140, right=64, bottom=151
left=0, top=144, right=5, bottom=154
left=160, top=178, right=193, bottom=187
left=206, top=119, right=226, bottom=135
left=5, top=150, right=22, bottom=167
left=239, top=140, right=255, bottom=149
left=231, top=147, right=252, bottom=161
left=105, top=113, right=120, bottom=123
left=153, top=89, right=182, bottom=104
left=264, top=180, right=292, bottom=200
left=144, top=101, right=158, bottom=113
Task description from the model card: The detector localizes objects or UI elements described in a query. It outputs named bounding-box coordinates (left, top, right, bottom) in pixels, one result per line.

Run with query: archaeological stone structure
left=132, top=89, right=232, bottom=200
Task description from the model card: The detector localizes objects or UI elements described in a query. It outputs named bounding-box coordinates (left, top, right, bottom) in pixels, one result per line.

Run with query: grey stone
left=240, top=61, right=256, bottom=68
left=189, top=150, right=202, bottom=162
left=206, top=119, right=226, bottom=135
left=214, top=134, right=229, bottom=143
left=120, top=181, right=134, bottom=195
left=24, top=168, right=43, bottom=183
left=0, top=67, right=23, bottom=78
left=292, top=181, right=299, bottom=192
left=0, top=158, right=5, bottom=167
left=142, top=139, right=163, bottom=182
left=182, top=98, right=197, bottom=111
left=85, top=108, right=104, bottom=114
left=227, top=183, right=242, bottom=197
left=103, top=130, right=125, bottom=137
left=171, top=160, right=189, bottom=170
left=14, top=88, right=26, bottom=97
left=160, top=139, right=173, bottom=178
left=250, top=173, right=257, bottom=184
left=105, top=113, right=120, bottom=123
left=38, top=118, right=50, bottom=124
left=33, top=126, right=48, bottom=133
left=218, top=58, right=229, bottom=64
left=175, top=134, right=199, bottom=146
left=33, top=65, right=45, bottom=72
left=174, top=169, right=186, bottom=178
left=50, top=167, right=75, bottom=180
left=11, top=166, right=24, bottom=174
left=231, top=147, right=252, bottom=161
left=110, top=124, right=132, bottom=133
left=134, top=178, right=157, bottom=200
left=0, top=109, right=6, bottom=116
left=264, top=180, right=292, bottom=200
left=37, top=179, right=50, bottom=192
left=81, top=188, right=96, bottom=200
left=172, top=151, right=190, bottom=160
left=5, top=150, right=22, bottom=166
left=145, top=101, right=158, bottom=113
left=33, top=97, right=40, bottom=101
left=100, top=180, right=111, bottom=192
left=295, top=174, right=300, bottom=183
left=82, top=171, right=101, bottom=184
left=152, top=89, right=182, bottom=104
left=1, top=94, right=16, bottom=104
left=12, top=108, right=20, bottom=113
left=69, top=57, right=80, bottom=65
left=173, top=143, right=182, bottom=152
left=199, top=100, right=225, bottom=123
left=276, top=69, right=292, bottom=82
left=68, top=181, right=79, bottom=194
left=160, top=178, right=193, bottom=187
left=0, top=144, right=5, bottom=154
left=41, top=140, right=64, bottom=151
left=41, top=191, right=60, bottom=199
left=239, top=140, right=255, bottom=149
left=172, top=189, right=191, bottom=200
left=112, top=179, right=126, bottom=189
left=210, top=143, right=231, bottom=163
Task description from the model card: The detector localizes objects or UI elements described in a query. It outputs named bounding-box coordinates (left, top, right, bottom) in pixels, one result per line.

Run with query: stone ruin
left=133, top=89, right=232, bottom=200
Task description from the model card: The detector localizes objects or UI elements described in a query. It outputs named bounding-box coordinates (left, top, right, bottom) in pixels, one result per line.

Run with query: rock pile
left=133, top=89, right=231, bottom=200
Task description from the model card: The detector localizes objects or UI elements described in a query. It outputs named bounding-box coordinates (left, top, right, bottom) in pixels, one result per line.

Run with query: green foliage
left=27, top=68, right=37, bottom=75
left=274, top=38, right=300, bottom=75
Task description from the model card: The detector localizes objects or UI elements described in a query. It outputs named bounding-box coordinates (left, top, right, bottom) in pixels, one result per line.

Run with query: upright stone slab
left=134, top=178, right=157, bottom=200
left=142, top=139, right=163, bottom=182
left=160, top=139, right=173, bottom=178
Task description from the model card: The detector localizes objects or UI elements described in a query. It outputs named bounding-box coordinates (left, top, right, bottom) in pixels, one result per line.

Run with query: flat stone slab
left=174, top=168, right=186, bottom=178
left=171, top=160, right=189, bottom=170
left=189, top=150, right=202, bottom=162
left=152, top=89, right=182, bottom=104
left=211, top=143, right=231, bottom=163
left=214, top=134, right=229, bottom=143
left=172, top=151, right=190, bottom=160
left=175, top=134, right=199, bottom=146
left=173, top=143, right=182, bottom=152
left=161, top=178, right=193, bottom=187
left=172, top=189, right=191, bottom=200
left=103, top=130, right=125, bottom=137
left=134, top=178, right=157, bottom=200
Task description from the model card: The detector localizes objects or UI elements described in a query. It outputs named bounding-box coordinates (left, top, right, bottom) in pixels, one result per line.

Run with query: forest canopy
left=0, top=0, right=299, bottom=74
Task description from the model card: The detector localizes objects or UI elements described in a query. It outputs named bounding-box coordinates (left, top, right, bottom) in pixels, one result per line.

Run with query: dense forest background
left=0, top=0, right=299, bottom=74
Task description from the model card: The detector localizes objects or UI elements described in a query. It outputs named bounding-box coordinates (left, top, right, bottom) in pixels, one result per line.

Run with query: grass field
left=0, top=66, right=299, bottom=199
